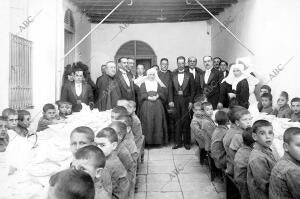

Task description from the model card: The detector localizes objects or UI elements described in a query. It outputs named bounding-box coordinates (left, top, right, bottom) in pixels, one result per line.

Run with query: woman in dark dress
left=139, top=68, right=168, bottom=145
left=222, top=64, right=250, bottom=109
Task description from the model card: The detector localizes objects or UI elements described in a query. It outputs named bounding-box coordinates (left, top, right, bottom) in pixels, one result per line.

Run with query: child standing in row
left=247, top=120, right=280, bottom=199
left=73, top=145, right=112, bottom=199
left=95, top=127, right=130, bottom=199
left=211, top=111, right=229, bottom=169
left=234, top=128, right=255, bottom=199
left=269, top=127, right=300, bottom=199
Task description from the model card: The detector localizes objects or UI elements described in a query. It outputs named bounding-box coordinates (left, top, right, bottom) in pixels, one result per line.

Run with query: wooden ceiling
left=70, top=0, right=237, bottom=23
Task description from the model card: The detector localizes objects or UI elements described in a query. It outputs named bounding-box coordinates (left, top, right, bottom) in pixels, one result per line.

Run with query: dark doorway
left=136, top=59, right=152, bottom=72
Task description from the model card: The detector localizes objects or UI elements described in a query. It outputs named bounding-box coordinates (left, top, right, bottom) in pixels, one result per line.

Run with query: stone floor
left=134, top=145, right=226, bottom=199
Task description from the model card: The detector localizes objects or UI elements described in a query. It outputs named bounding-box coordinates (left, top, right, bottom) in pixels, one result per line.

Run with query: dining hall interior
left=1, top=0, right=300, bottom=199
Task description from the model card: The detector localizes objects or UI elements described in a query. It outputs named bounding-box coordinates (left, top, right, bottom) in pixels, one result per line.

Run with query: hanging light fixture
left=157, top=9, right=166, bottom=21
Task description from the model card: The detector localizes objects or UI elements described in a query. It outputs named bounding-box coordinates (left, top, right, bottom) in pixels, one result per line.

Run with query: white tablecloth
left=1, top=105, right=111, bottom=199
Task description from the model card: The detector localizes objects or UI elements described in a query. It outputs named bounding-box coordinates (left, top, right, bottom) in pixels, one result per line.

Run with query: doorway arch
left=115, top=40, right=157, bottom=76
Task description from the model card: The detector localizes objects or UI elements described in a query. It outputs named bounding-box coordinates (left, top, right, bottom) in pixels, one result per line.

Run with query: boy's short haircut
left=74, top=145, right=106, bottom=168
left=0, top=116, right=6, bottom=121
left=115, top=115, right=132, bottom=127
left=17, top=110, right=31, bottom=121
left=291, top=97, right=300, bottom=104
left=108, top=121, right=127, bottom=138
left=111, top=106, right=129, bottom=117
left=252, top=120, right=272, bottom=134
left=128, top=100, right=136, bottom=108
left=242, top=127, right=255, bottom=147
left=194, top=94, right=207, bottom=104
left=228, top=106, right=248, bottom=123
left=261, top=93, right=272, bottom=101
left=260, top=85, right=271, bottom=93
left=49, top=169, right=95, bottom=199
left=43, top=103, right=56, bottom=113
left=201, top=102, right=212, bottom=110
left=280, top=91, right=289, bottom=101
left=193, top=101, right=202, bottom=109
left=283, top=127, right=300, bottom=144
left=96, top=127, right=118, bottom=143
left=2, top=108, right=18, bottom=120
left=56, top=100, right=72, bottom=108
left=71, top=126, right=95, bottom=142
left=160, top=58, right=169, bottom=63
left=215, top=111, right=228, bottom=125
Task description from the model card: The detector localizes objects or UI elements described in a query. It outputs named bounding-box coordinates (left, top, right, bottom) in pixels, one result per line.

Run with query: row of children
left=1, top=98, right=144, bottom=199
left=0, top=101, right=74, bottom=152
left=64, top=99, right=144, bottom=199
left=191, top=100, right=300, bottom=199
left=257, top=85, right=300, bottom=121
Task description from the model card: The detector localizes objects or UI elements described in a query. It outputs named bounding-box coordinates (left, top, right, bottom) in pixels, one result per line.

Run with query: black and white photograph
left=0, top=0, right=300, bottom=198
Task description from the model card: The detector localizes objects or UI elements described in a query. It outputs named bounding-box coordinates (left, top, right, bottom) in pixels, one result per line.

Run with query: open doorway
left=115, top=40, right=157, bottom=76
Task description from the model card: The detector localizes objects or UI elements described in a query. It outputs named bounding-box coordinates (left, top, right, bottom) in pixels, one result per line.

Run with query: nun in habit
left=222, top=63, right=251, bottom=109
left=139, top=68, right=168, bottom=145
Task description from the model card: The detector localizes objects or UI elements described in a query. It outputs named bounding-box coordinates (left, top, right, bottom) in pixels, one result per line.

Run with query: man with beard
left=213, top=57, right=221, bottom=70
left=169, top=56, right=195, bottom=150
left=96, top=61, right=121, bottom=111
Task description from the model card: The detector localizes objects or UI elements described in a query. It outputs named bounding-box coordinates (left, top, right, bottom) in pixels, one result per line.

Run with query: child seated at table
left=260, top=93, right=273, bottom=114
left=0, top=116, right=9, bottom=152
left=272, top=91, right=292, bottom=118
left=247, top=120, right=280, bottom=199
left=269, top=127, right=300, bottom=199
left=95, top=127, right=129, bottom=199
left=109, top=121, right=136, bottom=199
left=223, top=106, right=248, bottom=175
left=234, top=128, right=255, bottom=199
left=211, top=110, right=229, bottom=169
left=37, top=103, right=63, bottom=132
left=73, top=145, right=112, bottom=199
left=290, top=97, right=300, bottom=122
left=15, top=110, right=31, bottom=137
left=70, top=126, right=95, bottom=156
left=258, top=85, right=272, bottom=112
left=56, top=100, right=72, bottom=119
left=48, top=168, right=95, bottom=199
left=66, top=103, right=73, bottom=116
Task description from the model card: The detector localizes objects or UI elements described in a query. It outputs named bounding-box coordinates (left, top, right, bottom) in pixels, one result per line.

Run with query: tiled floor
left=135, top=145, right=226, bottom=199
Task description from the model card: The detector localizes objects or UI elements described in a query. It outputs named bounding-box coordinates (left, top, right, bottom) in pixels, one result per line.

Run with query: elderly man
left=96, top=61, right=121, bottom=111
left=202, top=56, right=222, bottom=109
left=186, top=56, right=204, bottom=100
left=169, top=56, right=195, bottom=150
left=116, top=57, right=135, bottom=101
left=213, top=57, right=221, bottom=70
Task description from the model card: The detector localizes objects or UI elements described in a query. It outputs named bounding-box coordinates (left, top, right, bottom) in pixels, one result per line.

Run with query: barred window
left=9, top=33, right=33, bottom=109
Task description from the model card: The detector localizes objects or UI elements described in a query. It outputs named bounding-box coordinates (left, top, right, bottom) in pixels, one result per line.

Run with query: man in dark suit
left=61, top=66, right=94, bottom=112
left=169, top=56, right=195, bottom=150
left=115, top=57, right=135, bottom=101
left=202, top=56, right=222, bottom=110
left=158, top=58, right=174, bottom=142
left=213, top=57, right=221, bottom=70
left=186, top=56, right=204, bottom=101
left=220, top=60, right=229, bottom=80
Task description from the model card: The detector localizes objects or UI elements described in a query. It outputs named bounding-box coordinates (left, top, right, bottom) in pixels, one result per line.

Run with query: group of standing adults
left=60, top=56, right=260, bottom=150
